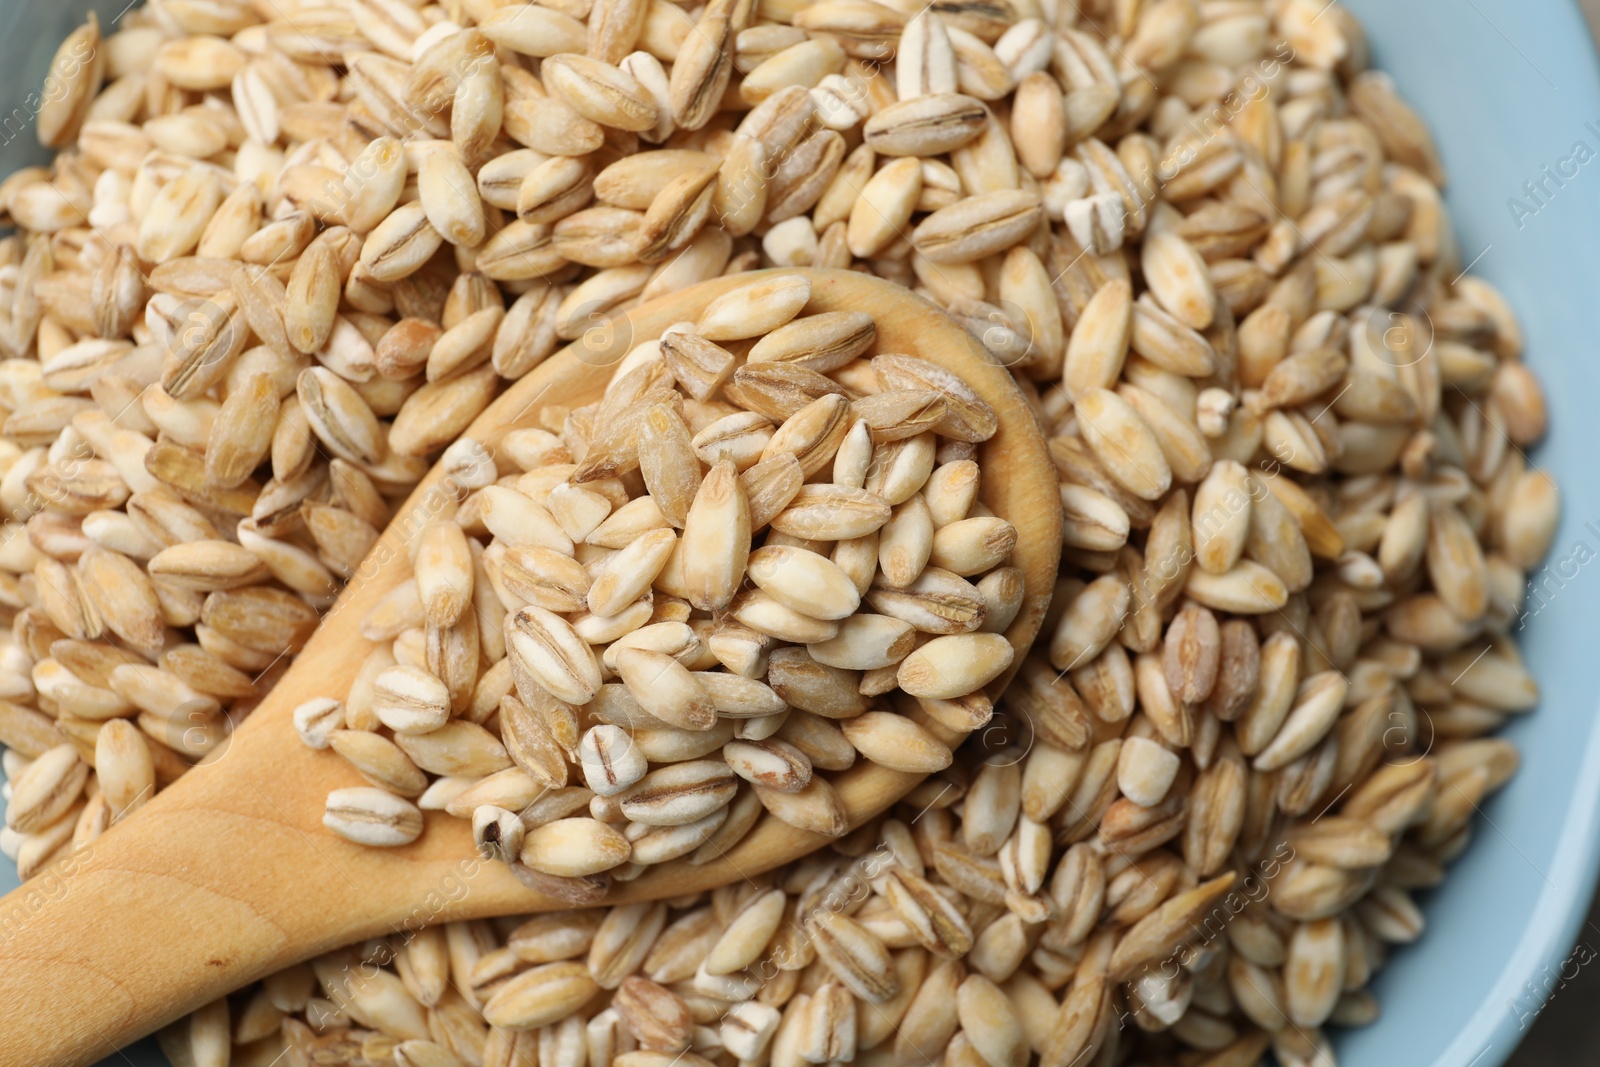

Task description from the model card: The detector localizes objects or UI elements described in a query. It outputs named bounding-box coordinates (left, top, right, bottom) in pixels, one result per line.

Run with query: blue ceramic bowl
left=3, top=1, right=1600, bottom=1064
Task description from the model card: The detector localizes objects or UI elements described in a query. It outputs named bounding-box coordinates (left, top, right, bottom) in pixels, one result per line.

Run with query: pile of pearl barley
left=308, top=270, right=1024, bottom=890
left=0, top=0, right=1562, bottom=1065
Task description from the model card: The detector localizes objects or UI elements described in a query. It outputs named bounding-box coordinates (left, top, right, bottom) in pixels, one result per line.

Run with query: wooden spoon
left=0, top=269, right=1061, bottom=1067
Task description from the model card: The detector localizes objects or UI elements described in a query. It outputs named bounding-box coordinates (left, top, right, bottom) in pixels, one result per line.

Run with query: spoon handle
left=0, top=555, right=472, bottom=1067
left=0, top=326, right=599, bottom=1066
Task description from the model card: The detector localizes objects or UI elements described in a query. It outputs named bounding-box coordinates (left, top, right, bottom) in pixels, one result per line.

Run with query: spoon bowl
left=0, top=269, right=1061, bottom=1067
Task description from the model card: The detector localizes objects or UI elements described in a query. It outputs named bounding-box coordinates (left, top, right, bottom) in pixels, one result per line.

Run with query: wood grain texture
left=0, top=269, right=1062, bottom=1067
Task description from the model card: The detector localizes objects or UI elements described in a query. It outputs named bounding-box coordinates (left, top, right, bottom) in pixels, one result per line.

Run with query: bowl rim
left=1343, top=1, right=1600, bottom=1063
